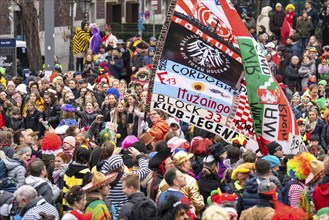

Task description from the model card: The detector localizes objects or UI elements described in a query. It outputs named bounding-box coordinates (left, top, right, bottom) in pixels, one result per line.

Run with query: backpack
left=129, top=197, right=157, bottom=220
left=281, top=179, right=303, bottom=205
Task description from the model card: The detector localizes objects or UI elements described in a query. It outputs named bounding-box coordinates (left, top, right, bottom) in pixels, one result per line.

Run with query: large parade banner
left=218, top=0, right=303, bottom=154
left=147, top=0, right=302, bottom=153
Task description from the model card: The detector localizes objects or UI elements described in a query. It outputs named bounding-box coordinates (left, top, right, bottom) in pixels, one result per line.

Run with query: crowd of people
left=0, top=0, right=328, bottom=219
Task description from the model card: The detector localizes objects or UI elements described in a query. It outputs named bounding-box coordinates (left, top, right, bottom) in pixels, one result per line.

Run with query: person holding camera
left=107, top=47, right=124, bottom=80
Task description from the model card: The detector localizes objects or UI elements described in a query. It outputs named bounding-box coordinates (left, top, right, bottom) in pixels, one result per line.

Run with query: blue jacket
left=158, top=189, right=184, bottom=206
left=242, top=174, right=283, bottom=211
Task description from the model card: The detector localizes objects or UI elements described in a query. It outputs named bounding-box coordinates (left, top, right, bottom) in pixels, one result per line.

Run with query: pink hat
left=122, top=135, right=139, bottom=149
left=167, top=136, right=188, bottom=152
left=63, top=136, right=76, bottom=147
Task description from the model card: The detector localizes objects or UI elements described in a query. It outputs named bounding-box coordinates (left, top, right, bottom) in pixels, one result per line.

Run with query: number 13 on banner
left=157, top=71, right=176, bottom=85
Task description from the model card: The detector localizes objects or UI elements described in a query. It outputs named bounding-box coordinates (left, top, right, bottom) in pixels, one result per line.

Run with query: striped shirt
left=288, top=183, right=305, bottom=208
left=21, top=198, right=59, bottom=220
left=102, top=155, right=151, bottom=219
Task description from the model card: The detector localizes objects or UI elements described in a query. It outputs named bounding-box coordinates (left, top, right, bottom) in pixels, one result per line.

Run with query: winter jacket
left=198, top=173, right=224, bottom=204
left=296, top=16, right=313, bottom=38
left=149, top=119, right=170, bottom=146
left=312, top=174, right=329, bottom=212
left=256, top=6, right=273, bottom=36
left=240, top=204, right=275, bottom=220
left=307, top=7, right=319, bottom=31
left=242, top=174, right=283, bottom=211
left=76, top=110, right=99, bottom=128
left=118, top=192, right=155, bottom=220
left=107, top=54, right=124, bottom=79
left=22, top=98, right=44, bottom=118
left=9, top=118, right=23, bottom=131
left=269, top=10, right=286, bottom=36
left=25, top=175, right=54, bottom=204
left=3, top=157, right=26, bottom=188
left=1, top=146, right=14, bottom=159
left=142, top=47, right=155, bottom=66
left=19, top=197, right=59, bottom=220
left=285, top=62, right=301, bottom=92
left=298, top=60, right=316, bottom=78
left=309, top=118, right=325, bottom=137
left=130, top=51, right=146, bottom=73
left=43, top=102, right=61, bottom=128
left=23, top=109, right=42, bottom=132
left=307, top=145, right=326, bottom=157
left=321, top=124, right=329, bottom=151
left=158, top=168, right=205, bottom=212
left=288, top=43, right=302, bottom=58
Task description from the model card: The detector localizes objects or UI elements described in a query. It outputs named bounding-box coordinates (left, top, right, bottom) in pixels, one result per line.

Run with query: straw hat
left=82, top=172, right=118, bottom=192
left=139, top=132, right=154, bottom=146
left=172, top=149, right=194, bottom=166
left=305, top=160, right=324, bottom=185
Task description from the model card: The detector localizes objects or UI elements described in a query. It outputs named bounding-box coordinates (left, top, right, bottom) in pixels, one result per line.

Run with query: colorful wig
left=106, top=88, right=120, bottom=100
left=121, top=135, right=139, bottom=149
left=287, top=152, right=316, bottom=181
left=272, top=203, right=306, bottom=220
left=41, top=133, right=62, bottom=151
left=61, top=104, right=76, bottom=112
left=207, top=188, right=238, bottom=205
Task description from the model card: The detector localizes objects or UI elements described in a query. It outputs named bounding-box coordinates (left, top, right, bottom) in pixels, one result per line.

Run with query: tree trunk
left=17, top=0, right=42, bottom=73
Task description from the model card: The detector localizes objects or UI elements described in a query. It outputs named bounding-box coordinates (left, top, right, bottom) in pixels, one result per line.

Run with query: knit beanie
left=262, top=155, right=280, bottom=169
left=267, top=141, right=282, bottom=155
left=63, top=136, right=76, bottom=147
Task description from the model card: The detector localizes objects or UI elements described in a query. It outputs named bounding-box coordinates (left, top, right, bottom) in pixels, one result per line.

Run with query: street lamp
left=68, top=0, right=75, bottom=71
left=79, top=0, right=92, bottom=20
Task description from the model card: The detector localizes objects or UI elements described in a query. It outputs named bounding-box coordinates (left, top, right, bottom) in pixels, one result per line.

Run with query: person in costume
left=312, top=157, right=329, bottom=212
left=148, top=148, right=174, bottom=202
left=271, top=203, right=306, bottom=220
left=83, top=172, right=118, bottom=220
left=141, top=109, right=170, bottom=147
left=285, top=152, right=316, bottom=208
left=58, top=104, right=78, bottom=127
left=41, top=132, right=63, bottom=183
left=206, top=188, right=238, bottom=219
left=198, top=152, right=225, bottom=204
left=72, top=20, right=90, bottom=72
left=62, top=185, right=92, bottom=220
left=298, top=160, right=324, bottom=219
left=63, top=146, right=92, bottom=210
left=281, top=4, right=297, bottom=45
left=240, top=180, right=277, bottom=220
left=89, top=24, right=102, bottom=54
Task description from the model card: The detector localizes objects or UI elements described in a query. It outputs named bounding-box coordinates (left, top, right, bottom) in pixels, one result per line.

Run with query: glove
left=141, top=121, right=150, bottom=131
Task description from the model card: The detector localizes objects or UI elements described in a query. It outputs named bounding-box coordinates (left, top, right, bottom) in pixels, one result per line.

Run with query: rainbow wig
left=287, top=152, right=316, bottom=181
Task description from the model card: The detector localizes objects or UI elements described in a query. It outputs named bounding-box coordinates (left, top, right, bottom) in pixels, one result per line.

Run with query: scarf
left=52, top=168, right=61, bottom=185
left=308, top=146, right=318, bottom=156
left=305, top=118, right=317, bottom=134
